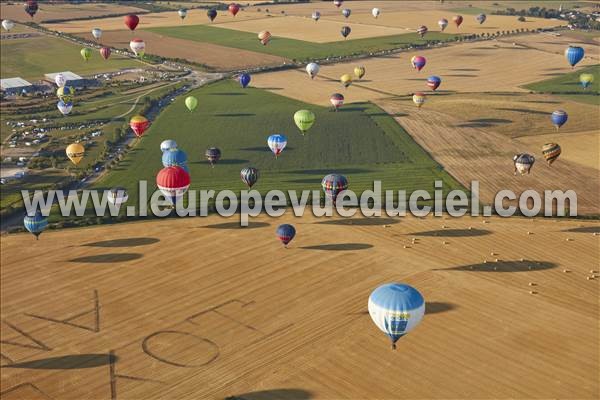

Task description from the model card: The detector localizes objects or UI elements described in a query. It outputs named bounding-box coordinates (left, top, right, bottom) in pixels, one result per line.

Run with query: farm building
left=44, top=71, right=91, bottom=87
left=0, top=77, right=33, bottom=95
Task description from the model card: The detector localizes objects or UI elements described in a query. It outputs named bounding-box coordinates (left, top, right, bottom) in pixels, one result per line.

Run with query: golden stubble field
left=1, top=214, right=598, bottom=399
left=0, top=3, right=144, bottom=23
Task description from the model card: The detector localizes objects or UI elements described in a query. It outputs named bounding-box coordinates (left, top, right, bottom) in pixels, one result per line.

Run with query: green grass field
left=523, top=64, right=600, bottom=105
left=92, top=79, right=463, bottom=214
left=0, top=35, right=141, bottom=80
left=147, top=25, right=456, bottom=62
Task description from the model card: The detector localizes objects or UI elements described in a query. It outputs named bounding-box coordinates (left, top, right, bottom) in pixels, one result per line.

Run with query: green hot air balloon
left=185, top=96, right=198, bottom=112
left=293, top=109, right=315, bottom=135
left=80, top=47, right=92, bottom=62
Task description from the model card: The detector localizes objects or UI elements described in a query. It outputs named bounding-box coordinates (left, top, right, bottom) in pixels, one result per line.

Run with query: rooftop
left=44, top=71, right=84, bottom=81
left=1, top=77, right=33, bottom=90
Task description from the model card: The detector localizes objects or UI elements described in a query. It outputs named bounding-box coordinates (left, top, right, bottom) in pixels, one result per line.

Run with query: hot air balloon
left=542, top=143, right=561, bottom=166
left=56, top=86, right=75, bottom=103
left=24, top=0, right=38, bottom=18
left=330, top=93, right=344, bottom=111
left=258, top=30, right=271, bottom=45
left=205, top=147, right=221, bottom=167
left=267, top=134, right=287, bottom=158
left=306, top=62, right=320, bottom=79
left=185, top=96, right=198, bottom=112
left=580, top=73, right=594, bottom=89
left=411, top=55, right=426, bottom=71
left=57, top=101, right=73, bottom=116
left=426, top=76, right=441, bottom=91
left=413, top=92, right=426, bottom=108
left=178, top=8, right=187, bottom=20
left=438, top=18, right=448, bottom=31
left=2, top=19, right=15, bottom=31
left=551, top=110, right=568, bottom=129
left=368, top=283, right=425, bottom=350
left=334, top=0, right=343, bottom=8
left=453, top=15, right=463, bottom=28
left=124, top=14, right=139, bottom=31
left=156, top=166, right=190, bottom=204
left=23, top=210, right=48, bottom=240
left=372, top=8, right=380, bottom=18
left=162, top=148, right=188, bottom=168
left=241, top=167, right=259, bottom=188
left=130, top=38, right=145, bottom=57
left=66, top=142, right=85, bottom=165
left=513, top=153, right=535, bottom=175
left=417, top=25, right=428, bottom=38
left=55, top=73, right=66, bottom=88
left=92, top=28, right=102, bottom=40
left=276, top=224, right=296, bottom=247
left=476, top=13, right=487, bottom=24
left=239, top=73, right=251, bottom=88
left=341, top=26, right=351, bottom=39
left=160, top=139, right=177, bottom=152
left=80, top=47, right=92, bottom=62
left=229, top=3, right=240, bottom=16
left=100, top=46, right=111, bottom=60
left=312, top=11, right=321, bottom=21
left=342, top=8, right=351, bottom=18
left=108, top=187, right=128, bottom=206
left=207, top=9, right=217, bottom=21
left=322, top=174, right=348, bottom=204
left=565, top=46, right=584, bottom=68
left=294, top=110, right=315, bottom=135
left=354, top=66, right=366, bottom=79
left=340, top=73, right=353, bottom=88
left=130, top=115, right=150, bottom=138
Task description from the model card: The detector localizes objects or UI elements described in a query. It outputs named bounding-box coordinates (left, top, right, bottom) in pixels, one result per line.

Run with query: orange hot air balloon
left=129, top=115, right=150, bottom=138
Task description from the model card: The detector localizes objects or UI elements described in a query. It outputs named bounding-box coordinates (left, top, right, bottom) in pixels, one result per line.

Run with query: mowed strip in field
left=81, top=30, right=288, bottom=71
left=0, top=33, right=141, bottom=80
left=1, top=214, right=598, bottom=399
left=251, top=38, right=599, bottom=103
left=0, top=3, right=144, bottom=23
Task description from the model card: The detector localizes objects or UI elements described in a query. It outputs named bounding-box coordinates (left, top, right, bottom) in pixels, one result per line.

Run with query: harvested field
left=499, top=33, right=600, bottom=62
left=86, top=30, right=288, bottom=71
left=377, top=99, right=600, bottom=215
left=251, top=36, right=598, bottom=102
left=1, top=213, right=598, bottom=399
left=0, top=3, right=144, bottom=23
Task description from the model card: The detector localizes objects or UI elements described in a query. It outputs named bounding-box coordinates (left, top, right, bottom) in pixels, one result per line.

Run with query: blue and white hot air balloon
left=162, top=148, right=188, bottom=168
left=23, top=210, right=48, bottom=240
left=267, top=134, right=287, bottom=158
left=368, top=283, right=425, bottom=350
left=160, top=139, right=178, bottom=152
left=564, top=45, right=584, bottom=68
left=551, top=110, right=568, bottom=129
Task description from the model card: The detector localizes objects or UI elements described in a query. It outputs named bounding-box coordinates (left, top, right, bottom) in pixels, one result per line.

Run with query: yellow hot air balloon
left=412, top=92, right=426, bottom=108
left=66, top=143, right=85, bottom=165
left=354, top=66, right=366, bottom=80
left=340, top=73, right=353, bottom=88
left=579, top=73, right=594, bottom=89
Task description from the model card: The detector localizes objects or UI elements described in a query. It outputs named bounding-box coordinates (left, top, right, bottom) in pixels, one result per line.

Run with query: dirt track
left=1, top=214, right=598, bottom=399
left=87, top=30, right=288, bottom=71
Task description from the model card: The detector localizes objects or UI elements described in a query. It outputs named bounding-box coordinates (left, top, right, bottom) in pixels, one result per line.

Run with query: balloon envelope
left=207, top=9, right=217, bottom=21
left=294, top=110, right=315, bottom=134
left=80, top=47, right=92, bottom=61
left=156, top=166, right=190, bottom=203
left=2, top=19, right=15, bottom=31
left=23, top=210, right=48, bottom=239
left=162, top=149, right=188, bottom=168
left=56, top=86, right=75, bottom=103
left=276, top=224, right=296, bottom=246
left=130, top=115, right=150, bottom=137
left=411, top=55, right=426, bottom=71
left=241, top=167, right=259, bottom=188
left=579, top=73, right=594, bottom=89
left=66, top=143, right=85, bottom=165
left=417, top=25, right=428, bottom=37
left=185, top=96, right=198, bottom=112
left=341, top=26, right=351, bottom=38
left=551, top=110, right=568, bottom=129
left=340, top=73, right=353, bottom=88
left=354, top=66, right=366, bottom=79
left=205, top=147, right=221, bottom=166
left=513, top=153, right=535, bottom=175
left=322, top=174, right=348, bottom=204
left=258, top=30, right=271, bottom=45
left=108, top=187, right=128, bottom=206
left=426, top=76, right=441, bottom=90
left=267, top=134, right=287, bottom=157
left=413, top=92, right=426, bottom=108
left=100, top=47, right=111, bottom=60
left=55, top=73, right=66, bottom=88
left=124, top=14, right=139, bottom=31
left=368, top=283, right=425, bottom=349
left=57, top=101, right=73, bottom=115
left=130, top=38, right=145, bottom=57
left=24, top=0, right=38, bottom=18
left=229, top=3, right=240, bottom=16
left=330, top=93, right=344, bottom=110
left=160, top=139, right=177, bottom=152
left=372, top=8, right=380, bottom=18
left=342, top=8, right=351, bottom=18
left=92, top=28, right=102, bottom=39
left=239, top=73, right=251, bottom=88
left=306, top=62, right=320, bottom=79
left=178, top=9, right=187, bottom=19
left=542, top=143, right=561, bottom=165
left=476, top=13, right=487, bottom=24
left=312, top=11, right=321, bottom=21
left=565, top=46, right=584, bottom=67
left=438, top=18, right=448, bottom=31
left=453, top=15, right=463, bottom=27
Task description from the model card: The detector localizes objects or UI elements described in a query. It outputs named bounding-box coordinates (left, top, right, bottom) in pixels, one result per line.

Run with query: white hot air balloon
left=129, top=38, right=146, bottom=57
left=55, top=73, right=66, bottom=88
left=372, top=8, right=380, bottom=18
left=312, top=10, right=321, bottom=21
left=178, top=8, right=187, bottom=20
left=108, top=187, right=129, bottom=206
left=267, top=134, right=287, bottom=158
left=306, top=62, right=320, bottom=79
left=160, top=139, right=178, bottom=152
left=57, top=101, right=73, bottom=115
left=91, top=28, right=102, bottom=40
left=2, top=19, right=15, bottom=31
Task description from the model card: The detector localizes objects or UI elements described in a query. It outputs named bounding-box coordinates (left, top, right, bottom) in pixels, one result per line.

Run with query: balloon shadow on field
left=316, top=217, right=399, bottom=226
left=411, top=228, right=491, bottom=237
left=214, top=113, right=255, bottom=117
left=563, top=226, right=600, bottom=234
left=435, top=260, right=557, bottom=273
left=457, top=118, right=512, bottom=128
left=288, top=168, right=372, bottom=175
left=191, top=159, right=249, bottom=165
left=339, top=106, right=368, bottom=112
left=300, top=243, right=373, bottom=251
left=3, top=354, right=117, bottom=370
left=82, top=237, right=159, bottom=247
left=445, top=74, right=478, bottom=77
left=254, top=87, right=283, bottom=91
left=426, top=302, right=457, bottom=315
left=495, top=107, right=549, bottom=115
left=203, top=221, right=270, bottom=229
left=225, top=388, right=313, bottom=400
left=69, top=253, right=143, bottom=263
left=240, top=146, right=295, bottom=152
left=450, top=68, right=480, bottom=72
left=208, top=92, right=247, bottom=96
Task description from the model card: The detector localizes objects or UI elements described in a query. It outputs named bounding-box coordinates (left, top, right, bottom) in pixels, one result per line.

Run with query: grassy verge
left=523, top=64, right=599, bottom=105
